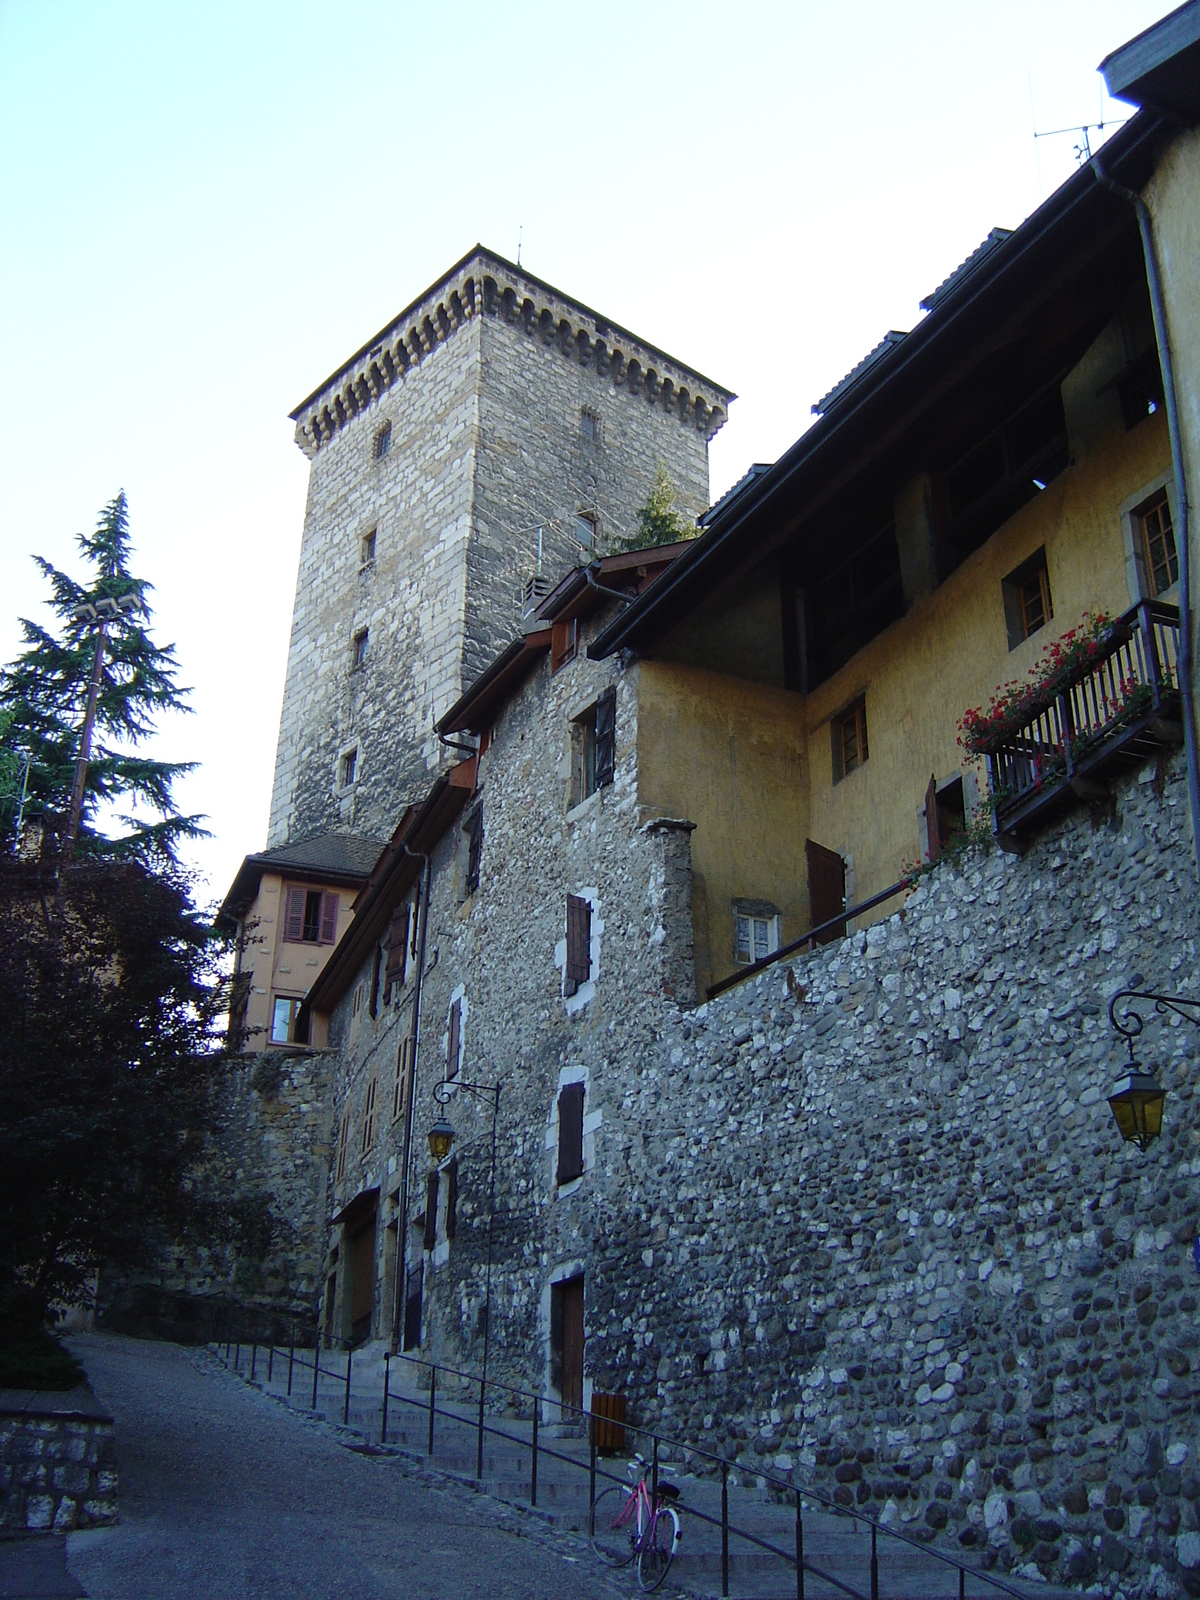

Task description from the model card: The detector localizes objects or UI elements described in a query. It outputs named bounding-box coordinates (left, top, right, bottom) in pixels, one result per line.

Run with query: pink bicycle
left=589, top=1453, right=681, bottom=1591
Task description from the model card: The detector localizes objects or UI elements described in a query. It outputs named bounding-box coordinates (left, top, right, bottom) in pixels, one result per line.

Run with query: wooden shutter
left=369, top=945, right=381, bottom=1018
left=805, top=838, right=846, bottom=945
left=466, top=807, right=483, bottom=894
left=319, top=892, right=339, bottom=945
left=447, top=999, right=461, bottom=1078
left=423, top=1172, right=439, bottom=1251
left=445, top=1158, right=458, bottom=1241
left=557, top=1083, right=585, bottom=1184
left=384, top=903, right=410, bottom=989
left=565, top=895, right=591, bottom=989
left=924, top=772, right=941, bottom=863
left=594, top=688, right=616, bottom=788
left=284, top=887, right=305, bottom=943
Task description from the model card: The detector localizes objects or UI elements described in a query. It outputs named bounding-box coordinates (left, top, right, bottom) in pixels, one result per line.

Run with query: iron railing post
left=721, top=1461, right=729, bottom=1598
left=343, top=1344, right=353, bottom=1426
left=235, top=1335, right=241, bottom=1371
left=530, top=1402, right=538, bottom=1508
left=428, top=1365, right=436, bottom=1455
left=267, top=1341, right=274, bottom=1384
left=381, top=1352, right=389, bottom=1443
left=796, top=1489, right=804, bottom=1600
left=476, top=1374, right=485, bottom=1481
left=870, top=1519, right=879, bottom=1600
left=311, top=1332, right=320, bottom=1410
left=589, top=1435, right=596, bottom=1536
left=959, top=1563, right=966, bottom=1600
left=652, top=1435, right=658, bottom=1508
left=287, top=1327, right=294, bottom=1397
left=250, top=1341, right=257, bottom=1382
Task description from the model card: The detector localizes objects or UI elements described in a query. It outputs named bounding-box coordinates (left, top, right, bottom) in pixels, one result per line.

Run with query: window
left=360, top=528, right=376, bottom=565
left=335, top=1114, right=350, bottom=1184
left=1002, top=548, right=1054, bottom=650
left=360, top=1077, right=377, bottom=1154
left=373, top=421, right=391, bottom=460
left=446, top=998, right=462, bottom=1080
left=1118, top=349, right=1164, bottom=431
left=570, top=688, right=615, bottom=806
left=565, top=894, right=591, bottom=996
left=924, top=774, right=966, bottom=863
left=393, top=1035, right=412, bottom=1122
left=557, top=1083, right=585, bottom=1185
left=580, top=408, right=600, bottom=444
left=574, top=512, right=597, bottom=550
left=832, top=699, right=868, bottom=782
left=464, top=806, right=483, bottom=896
left=271, top=994, right=302, bottom=1044
left=551, top=618, right=579, bottom=673
left=734, top=910, right=780, bottom=966
left=340, top=748, right=357, bottom=788
left=383, top=901, right=410, bottom=1002
left=284, top=887, right=339, bottom=945
left=1139, top=491, right=1178, bottom=597
left=352, top=629, right=369, bottom=669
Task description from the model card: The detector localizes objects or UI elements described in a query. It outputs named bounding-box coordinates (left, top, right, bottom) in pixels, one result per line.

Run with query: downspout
left=1094, top=155, right=1200, bottom=880
left=390, top=846, right=433, bottom=1351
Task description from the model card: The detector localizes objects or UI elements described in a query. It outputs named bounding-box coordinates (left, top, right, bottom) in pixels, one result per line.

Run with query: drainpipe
left=390, top=846, right=433, bottom=1351
left=1093, top=155, right=1200, bottom=880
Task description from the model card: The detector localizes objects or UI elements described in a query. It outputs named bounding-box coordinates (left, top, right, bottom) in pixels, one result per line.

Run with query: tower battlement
left=289, top=245, right=732, bottom=461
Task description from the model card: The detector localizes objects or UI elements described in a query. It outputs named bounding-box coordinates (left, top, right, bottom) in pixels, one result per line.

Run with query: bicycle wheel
left=637, top=1507, right=677, bottom=1591
left=590, top=1484, right=638, bottom=1567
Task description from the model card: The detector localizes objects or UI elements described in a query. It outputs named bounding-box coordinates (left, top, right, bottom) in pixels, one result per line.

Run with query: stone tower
left=266, top=246, right=733, bottom=848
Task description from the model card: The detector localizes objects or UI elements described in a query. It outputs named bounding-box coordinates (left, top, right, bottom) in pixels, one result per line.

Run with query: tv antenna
left=517, top=224, right=523, bottom=267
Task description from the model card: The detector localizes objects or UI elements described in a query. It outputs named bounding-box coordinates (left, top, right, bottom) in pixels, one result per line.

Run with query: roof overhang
left=588, top=111, right=1166, bottom=663
left=1101, top=0, right=1200, bottom=121
left=300, top=764, right=474, bottom=1024
left=216, top=855, right=371, bottom=933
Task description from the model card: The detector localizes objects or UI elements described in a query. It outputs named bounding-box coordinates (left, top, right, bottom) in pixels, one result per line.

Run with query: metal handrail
left=211, top=1314, right=1038, bottom=1600
left=706, top=875, right=913, bottom=1000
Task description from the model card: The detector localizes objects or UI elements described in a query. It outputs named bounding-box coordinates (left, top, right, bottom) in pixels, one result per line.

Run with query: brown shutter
left=284, top=887, right=305, bottom=943
left=447, top=999, right=461, bottom=1078
left=925, top=772, right=941, bottom=863
left=565, top=895, right=591, bottom=989
left=319, top=892, right=339, bottom=945
left=557, top=1083, right=585, bottom=1184
left=805, top=839, right=846, bottom=945
left=369, top=945, right=382, bottom=1018
left=384, top=903, right=410, bottom=988
left=445, top=1158, right=458, bottom=1241
left=423, top=1172, right=439, bottom=1251
left=594, top=688, right=616, bottom=788
left=465, top=807, right=483, bottom=894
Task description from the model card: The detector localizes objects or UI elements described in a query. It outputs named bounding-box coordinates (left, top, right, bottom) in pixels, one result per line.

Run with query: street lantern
left=1107, top=1061, right=1166, bottom=1151
left=427, top=1118, right=455, bottom=1163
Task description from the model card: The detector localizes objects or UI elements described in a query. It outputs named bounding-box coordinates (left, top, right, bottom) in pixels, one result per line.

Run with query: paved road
left=53, top=1334, right=623, bottom=1600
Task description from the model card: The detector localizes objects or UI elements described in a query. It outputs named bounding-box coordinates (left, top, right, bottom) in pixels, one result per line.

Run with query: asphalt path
left=58, top=1333, right=624, bottom=1600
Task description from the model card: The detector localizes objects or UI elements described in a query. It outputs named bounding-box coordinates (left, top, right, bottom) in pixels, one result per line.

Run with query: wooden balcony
left=981, top=600, right=1182, bottom=847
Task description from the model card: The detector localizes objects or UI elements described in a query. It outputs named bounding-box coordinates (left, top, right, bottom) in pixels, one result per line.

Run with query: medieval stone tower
left=266, top=246, right=733, bottom=848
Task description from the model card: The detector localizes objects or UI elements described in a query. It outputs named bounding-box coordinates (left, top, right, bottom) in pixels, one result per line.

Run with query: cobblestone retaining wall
left=0, top=1392, right=116, bottom=1534
left=600, top=754, right=1200, bottom=1598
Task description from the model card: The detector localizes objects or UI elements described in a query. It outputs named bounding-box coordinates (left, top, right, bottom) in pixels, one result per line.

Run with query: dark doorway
left=550, top=1275, right=585, bottom=1419
left=348, top=1215, right=377, bottom=1345
left=403, top=1263, right=423, bottom=1352
left=806, top=838, right=846, bottom=943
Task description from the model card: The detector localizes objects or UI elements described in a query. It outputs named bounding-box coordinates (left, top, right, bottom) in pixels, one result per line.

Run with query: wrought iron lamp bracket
left=1108, top=988, right=1200, bottom=1062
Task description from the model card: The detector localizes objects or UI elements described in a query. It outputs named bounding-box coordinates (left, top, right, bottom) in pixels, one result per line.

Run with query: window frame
left=373, top=421, right=392, bottom=461
left=270, top=993, right=302, bottom=1045
left=831, top=698, right=869, bottom=784
left=339, top=747, right=358, bottom=789
left=360, top=1077, right=377, bottom=1154
left=733, top=905, right=781, bottom=966
left=352, top=628, right=369, bottom=670
left=1139, top=489, right=1179, bottom=599
left=360, top=528, right=377, bottom=567
left=1001, top=547, right=1054, bottom=650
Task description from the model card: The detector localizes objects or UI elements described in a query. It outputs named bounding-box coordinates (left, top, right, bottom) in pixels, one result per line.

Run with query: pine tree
left=624, top=461, right=695, bottom=551
left=0, top=492, right=202, bottom=862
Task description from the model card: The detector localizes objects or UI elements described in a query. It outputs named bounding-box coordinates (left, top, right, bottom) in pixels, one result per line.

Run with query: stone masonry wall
left=99, top=1049, right=334, bottom=1340
left=269, top=263, right=719, bottom=851
left=0, top=1392, right=116, bottom=1534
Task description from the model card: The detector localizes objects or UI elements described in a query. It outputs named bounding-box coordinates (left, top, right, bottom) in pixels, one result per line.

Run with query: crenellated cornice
left=289, top=246, right=734, bottom=459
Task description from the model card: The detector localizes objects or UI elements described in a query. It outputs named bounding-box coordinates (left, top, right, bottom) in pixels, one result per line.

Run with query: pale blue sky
left=0, top=1, right=1165, bottom=906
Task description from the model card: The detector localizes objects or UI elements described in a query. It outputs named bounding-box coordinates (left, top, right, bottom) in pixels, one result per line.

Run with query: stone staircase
left=213, top=1340, right=1075, bottom=1600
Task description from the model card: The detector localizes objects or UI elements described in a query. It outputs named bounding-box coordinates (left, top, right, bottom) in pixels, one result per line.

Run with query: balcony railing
left=981, top=599, right=1182, bottom=843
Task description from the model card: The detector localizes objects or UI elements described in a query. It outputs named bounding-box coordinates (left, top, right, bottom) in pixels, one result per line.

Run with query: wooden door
left=349, top=1216, right=376, bottom=1341
left=806, top=838, right=846, bottom=944
left=551, top=1275, right=585, bottom=1418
